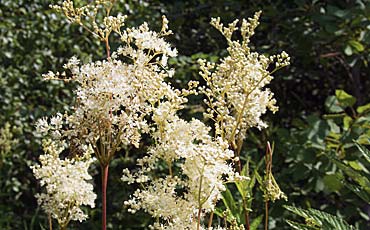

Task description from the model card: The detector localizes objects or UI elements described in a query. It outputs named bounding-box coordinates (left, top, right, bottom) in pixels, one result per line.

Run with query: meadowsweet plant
left=199, top=12, right=289, bottom=159
left=122, top=11, right=289, bottom=230
left=32, top=1, right=290, bottom=229
left=198, top=12, right=289, bottom=229
left=35, top=0, right=183, bottom=229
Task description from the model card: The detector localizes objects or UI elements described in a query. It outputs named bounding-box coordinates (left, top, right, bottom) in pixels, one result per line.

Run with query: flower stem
left=48, top=213, right=52, bottom=230
left=264, top=142, right=272, bottom=230
left=167, top=161, right=173, bottom=177
left=243, top=199, right=250, bottom=230
left=197, top=207, right=201, bottom=230
left=207, top=211, right=214, bottom=228
left=105, top=38, right=111, bottom=60
left=101, top=164, right=109, bottom=230
left=265, top=201, right=269, bottom=230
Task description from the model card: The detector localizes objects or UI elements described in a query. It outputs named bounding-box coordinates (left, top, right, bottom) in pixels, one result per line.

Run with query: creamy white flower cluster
left=31, top=138, right=96, bottom=228
left=199, top=11, right=290, bottom=146
left=123, top=106, right=236, bottom=229
left=42, top=14, right=183, bottom=167
left=38, top=2, right=288, bottom=228
left=121, top=11, right=289, bottom=229
left=37, top=4, right=190, bottom=226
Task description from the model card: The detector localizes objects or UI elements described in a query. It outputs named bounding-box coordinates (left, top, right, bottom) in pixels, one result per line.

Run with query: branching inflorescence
left=32, top=1, right=289, bottom=230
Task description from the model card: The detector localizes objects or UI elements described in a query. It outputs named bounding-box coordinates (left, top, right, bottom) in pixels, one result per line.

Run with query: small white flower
left=35, top=117, right=50, bottom=135
left=32, top=139, right=96, bottom=227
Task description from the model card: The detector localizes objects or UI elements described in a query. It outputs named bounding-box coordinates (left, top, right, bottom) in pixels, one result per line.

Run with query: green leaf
left=356, top=103, right=370, bottom=114
left=255, top=170, right=263, bottom=187
left=327, top=5, right=349, bottom=18
left=355, top=142, right=370, bottom=163
left=214, top=208, right=234, bottom=224
left=348, top=40, right=365, bottom=52
left=222, top=188, right=237, bottom=213
left=235, top=162, right=251, bottom=199
left=221, top=187, right=238, bottom=219
left=332, top=9, right=349, bottom=18
left=327, top=119, right=340, bottom=133
left=325, top=95, right=343, bottom=113
left=343, top=116, right=353, bottom=130
left=308, top=208, right=356, bottom=230
left=356, top=134, right=370, bottom=145
left=329, top=155, right=370, bottom=193
left=284, top=205, right=312, bottom=221
left=323, top=174, right=343, bottom=192
left=286, top=220, right=319, bottom=230
left=284, top=205, right=357, bottom=230
left=250, top=215, right=263, bottom=230
left=343, top=180, right=370, bottom=204
left=335, top=90, right=356, bottom=108
left=348, top=161, right=365, bottom=171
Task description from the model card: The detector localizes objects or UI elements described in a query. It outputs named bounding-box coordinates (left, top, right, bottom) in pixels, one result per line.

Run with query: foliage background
left=1, top=0, right=370, bottom=229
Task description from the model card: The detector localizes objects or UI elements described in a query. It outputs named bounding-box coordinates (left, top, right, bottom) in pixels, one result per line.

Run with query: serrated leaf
left=284, top=205, right=310, bottom=219
left=286, top=220, right=319, bottom=230
left=335, top=90, right=356, bottom=108
left=309, top=208, right=356, bottom=230
left=284, top=205, right=357, bottom=230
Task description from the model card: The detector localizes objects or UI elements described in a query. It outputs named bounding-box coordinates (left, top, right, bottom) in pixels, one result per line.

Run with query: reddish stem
left=105, top=38, right=111, bottom=60
left=208, top=211, right=214, bottom=228
left=197, top=206, right=202, bottom=230
left=243, top=199, right=250, bottom=230
left=101, top=164, right=109, bottom=230
left=264, top=142, right=272, bottom=230
left=48, top=213, right=52, bottom=230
